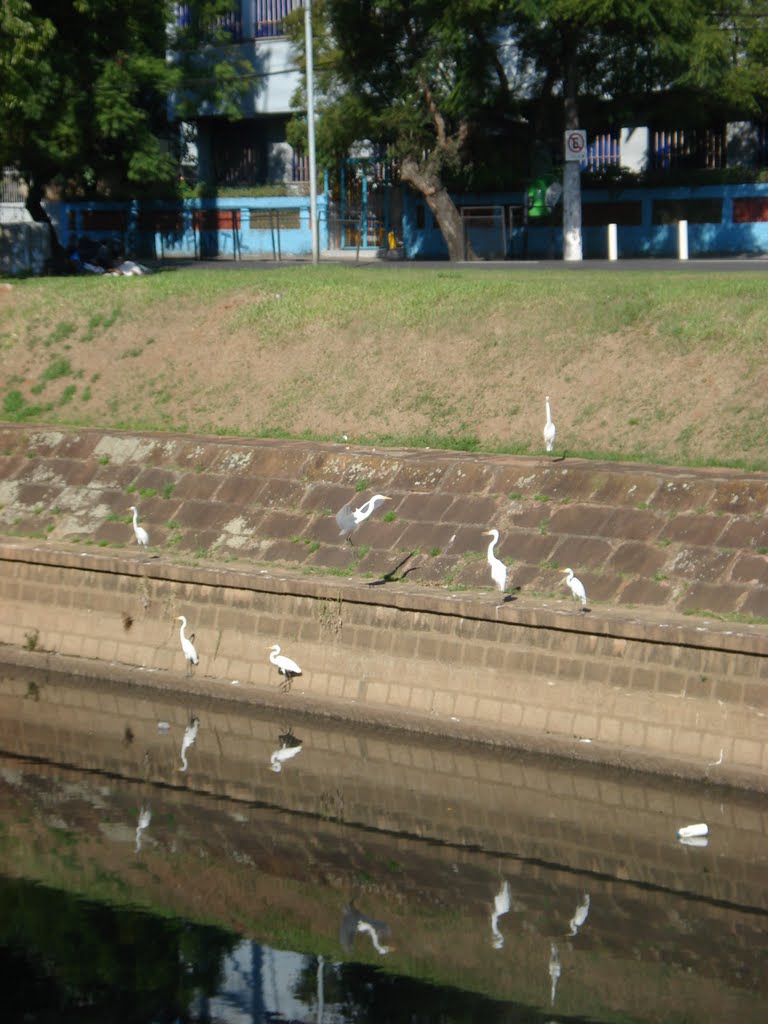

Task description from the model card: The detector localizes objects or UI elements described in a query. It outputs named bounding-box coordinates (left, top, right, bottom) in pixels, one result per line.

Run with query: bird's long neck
left=545, top=399, right=552, bottom=425
left=487, top=534, right=497, bottom=558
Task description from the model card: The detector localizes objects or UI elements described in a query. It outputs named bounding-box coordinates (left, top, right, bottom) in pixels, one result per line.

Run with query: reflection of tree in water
left=0, top=876, right=237, bottom=1022
left=292, top=955, right=513, bottom=1024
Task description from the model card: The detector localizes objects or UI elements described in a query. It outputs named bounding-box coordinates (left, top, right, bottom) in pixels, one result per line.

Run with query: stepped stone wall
left=0, top=424, right=767, bottom=618
left=0, top=425, right=766, bottom=788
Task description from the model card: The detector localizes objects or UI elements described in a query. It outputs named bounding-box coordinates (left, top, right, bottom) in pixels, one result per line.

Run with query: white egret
left=135, top=804, right=151, bottom=852
left=336, top=494, right=391, bottom=542
left=567, top=893, right=590, bottom=937
left=270, top=730, right=303, bottom=772
left=543, top=395, right=556, bottom=453
left=490, top=879, right=511, bottom=949
left=482, top=529, right=508, bottom=595
left=177, top=615, right=199, bottom=674
left=128, top=505, right=149, bottom=547
left=268, top=644, right=302, bottom=692
left=561, top=567, right=588, bottom=611
left=179, top=715, right=200, bottom=771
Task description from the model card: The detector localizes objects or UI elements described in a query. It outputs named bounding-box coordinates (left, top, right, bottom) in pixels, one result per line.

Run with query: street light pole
left=305, top=0, right=319, bottom=263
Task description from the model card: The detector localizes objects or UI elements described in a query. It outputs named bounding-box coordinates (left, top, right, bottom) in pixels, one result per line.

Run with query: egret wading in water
left=482, top=529, right=509, bottom=602
left=336, top=494, right=391, bottom=543
left=177, top=615, right=199, bottom=674
left=128, top=505, right=149, bottom=547
left=561, top=568, right=588, bottom=612
left=179, top=716, right=200, bottom=772
left=268, top=644, right=302, bottom=692
left=543, top=396, right=556, bottom=453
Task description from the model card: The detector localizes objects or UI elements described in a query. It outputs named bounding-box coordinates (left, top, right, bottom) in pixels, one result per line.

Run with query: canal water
left=0, top=661, right=766, bottom=1023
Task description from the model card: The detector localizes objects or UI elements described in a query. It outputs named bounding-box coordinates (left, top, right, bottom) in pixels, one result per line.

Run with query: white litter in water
left=678, top=835, right=709, bottom=848
left=677, top=822, right=708, bottom=839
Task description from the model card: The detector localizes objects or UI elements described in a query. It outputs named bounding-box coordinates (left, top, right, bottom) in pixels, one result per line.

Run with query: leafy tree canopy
left=0, top=0, right=249, bottom=210
left=287, top=0, right=518, bottom=259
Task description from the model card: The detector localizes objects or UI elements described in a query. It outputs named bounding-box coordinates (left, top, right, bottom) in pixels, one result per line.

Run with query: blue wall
left=403, top=183, right=768, bottom=260
left=47, top=194, right=328, bottom=261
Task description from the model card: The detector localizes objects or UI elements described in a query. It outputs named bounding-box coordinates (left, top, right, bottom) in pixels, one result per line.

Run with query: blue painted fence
left=46, top=182, right=768, bottom=262
left=47, top=194, right=328, bottom=261
left=403, top=183, right=768, bottom=260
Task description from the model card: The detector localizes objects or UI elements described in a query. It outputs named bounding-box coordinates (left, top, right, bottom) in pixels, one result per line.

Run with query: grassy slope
left=0, top=264, right=766, bottom=469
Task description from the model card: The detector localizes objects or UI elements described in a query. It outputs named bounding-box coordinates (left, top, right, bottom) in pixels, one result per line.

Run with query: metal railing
left=1, top=167, right=25, bottom=203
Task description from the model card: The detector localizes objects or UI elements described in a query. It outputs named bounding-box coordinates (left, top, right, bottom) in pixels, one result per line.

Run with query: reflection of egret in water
left=135, top=804, right=151, bottom=852
left=548, top=942, right=561, bottom=1005
left=490, top=879, right=511, bottom=949
left=179, top=716, right=200, bottom=772
left=567, top=893, right=590, bottom=937
left=316, top=954, right=324, bottom=1024
left=340, top=900, right=392, bottom=956
left=270, top=730, right=303, bottom=773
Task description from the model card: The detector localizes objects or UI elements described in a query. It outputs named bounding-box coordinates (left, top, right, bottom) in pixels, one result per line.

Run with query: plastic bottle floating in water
left=677, top=822, right=709, bottom=846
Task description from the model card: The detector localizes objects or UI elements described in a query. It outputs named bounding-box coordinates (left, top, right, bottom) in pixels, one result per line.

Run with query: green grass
left=2, top=265, right=767, bottom=470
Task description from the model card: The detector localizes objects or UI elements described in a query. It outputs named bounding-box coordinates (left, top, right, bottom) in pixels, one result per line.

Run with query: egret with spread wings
left=336, top=493, right=391, bottom=542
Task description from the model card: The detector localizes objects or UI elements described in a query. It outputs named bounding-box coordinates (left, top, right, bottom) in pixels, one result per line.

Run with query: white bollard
left=607, top=223, right=618, bottom=261
left=678, top=219, right=689, bottom=260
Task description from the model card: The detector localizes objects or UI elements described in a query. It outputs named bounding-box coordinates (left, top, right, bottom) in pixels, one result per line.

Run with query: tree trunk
left=25, top=176, right=62, bottom=259
left=401, top=156, right=474, bottom=261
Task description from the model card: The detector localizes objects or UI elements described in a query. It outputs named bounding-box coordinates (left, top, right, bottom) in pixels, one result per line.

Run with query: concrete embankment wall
left=0, top=425, right=766, bottom=789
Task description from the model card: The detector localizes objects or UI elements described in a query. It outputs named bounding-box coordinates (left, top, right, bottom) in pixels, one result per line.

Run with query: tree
left=287, top=0, right=518, bottom=261
left=682, top=1, right=768, bottom=117
left=0, top=1, right=249, bottom=249
left=506, top=1, right=704, bottom=257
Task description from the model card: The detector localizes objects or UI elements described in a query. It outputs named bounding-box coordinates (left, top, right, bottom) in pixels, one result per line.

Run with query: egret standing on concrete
left=544, top=396, right=556, bottom=453
left=177, top=615, right=199, bottom=674
left=482, top=529, right=508, bottom=598
left=129, top=505, right=149, bottom=547
left=561, top=568, right=588, bottom=612
left=268, top=644, right=302, bottom=692
left=336, top=494, right=391, bottom=542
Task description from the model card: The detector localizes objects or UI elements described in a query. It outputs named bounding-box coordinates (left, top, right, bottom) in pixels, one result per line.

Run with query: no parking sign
left=564, top=129, right=587, bottom=161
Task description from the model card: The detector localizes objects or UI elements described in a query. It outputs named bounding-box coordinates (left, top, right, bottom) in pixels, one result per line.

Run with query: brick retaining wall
left=0, top=425, right=766, bottom=788
left=0, top=539, right=766, bottom=789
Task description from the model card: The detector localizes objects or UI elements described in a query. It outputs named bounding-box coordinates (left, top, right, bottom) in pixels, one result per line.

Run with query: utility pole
left=305, top=0, right=319, bottom=263
left=562, top=51, right=582, bottom=262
